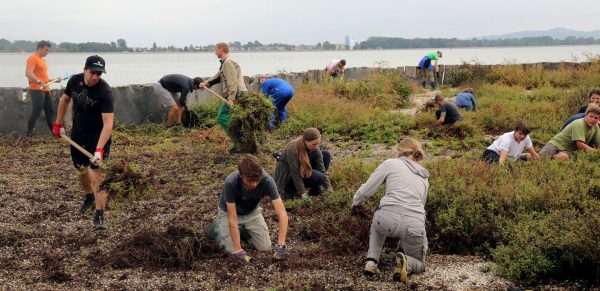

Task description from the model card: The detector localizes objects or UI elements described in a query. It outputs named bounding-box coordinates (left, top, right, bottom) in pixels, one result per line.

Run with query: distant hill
left=476, top=27, right=600, bottom=40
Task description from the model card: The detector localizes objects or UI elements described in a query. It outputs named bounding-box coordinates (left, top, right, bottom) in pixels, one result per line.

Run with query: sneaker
left=393, top=252, right=408, bottom=283
left=94, top=216, right=106, bottom=230
left=363, top=261, right=381, bottom=276
left=79, top=194, right=95, bottom=214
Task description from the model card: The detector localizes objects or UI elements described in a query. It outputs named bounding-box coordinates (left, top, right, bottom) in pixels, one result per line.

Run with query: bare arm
left=226, top=202, right=242, bottom=252
left=436, top=112, right=446, bottom=125
left=576, top=140, right=595, bottom=152
left=55, top=94, right=72, bottom=124
left=527, top=147, right=540, bottom=160
left=96, top=113, right=114, bottom=149
left=498, top=149, right=508, bottom=166
left=271, top=198, right=288, bottom=245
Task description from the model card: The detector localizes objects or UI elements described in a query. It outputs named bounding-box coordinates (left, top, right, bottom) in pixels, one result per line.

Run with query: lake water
left=2, top=45, right=600, bottom=88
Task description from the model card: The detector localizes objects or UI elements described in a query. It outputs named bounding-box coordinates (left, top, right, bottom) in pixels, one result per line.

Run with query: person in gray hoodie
left=352, top=137, right=429, bottom=283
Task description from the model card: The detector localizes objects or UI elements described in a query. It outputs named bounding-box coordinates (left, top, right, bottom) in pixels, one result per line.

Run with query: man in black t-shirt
left=434, top=94, right=462, bottom=125
left=206, top=155, right=289, bottom=263
left=153, top=74, right=203, bottom=127
left=53, top=55, right=114, bottom=230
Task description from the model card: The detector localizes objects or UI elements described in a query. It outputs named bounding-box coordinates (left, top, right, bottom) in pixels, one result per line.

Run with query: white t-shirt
left=327, top=60, right=341, bottom=71
left=486, top=131, right=532, bottom=161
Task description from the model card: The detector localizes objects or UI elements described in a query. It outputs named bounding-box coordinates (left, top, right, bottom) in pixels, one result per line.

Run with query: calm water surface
left=1, top=45, right=599, bottom=87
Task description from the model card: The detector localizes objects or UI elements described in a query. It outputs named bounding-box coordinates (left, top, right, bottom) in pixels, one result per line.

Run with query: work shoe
left=93, top=216, right=106, bottom=230
left=363, top=261, right=381, bottom=276
left=272, top=151, right=282, bottom=161
left=205, top=221, right=219, bottom=240
left=79, top=194, right=95, bottom=214
left=393, top=252, right=408, bottom=283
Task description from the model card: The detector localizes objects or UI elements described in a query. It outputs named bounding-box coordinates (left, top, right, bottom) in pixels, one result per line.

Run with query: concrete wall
left=0, top=61, right=590, bottom=136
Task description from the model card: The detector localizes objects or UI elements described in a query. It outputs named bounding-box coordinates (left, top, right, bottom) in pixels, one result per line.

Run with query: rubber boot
left=431, top=82, right=438, bottom=90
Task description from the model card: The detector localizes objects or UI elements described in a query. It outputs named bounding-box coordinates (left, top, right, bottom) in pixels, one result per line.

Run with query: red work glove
left=91, top=148, right=104, bottom=164
left=52, top=123, right=64, bottom=139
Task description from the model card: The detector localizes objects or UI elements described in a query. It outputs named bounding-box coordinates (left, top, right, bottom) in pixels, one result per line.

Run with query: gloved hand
left=91, top=148, right=103, bottom=164
left=301, top=192, right=311, bottom=204
left=350, top=204, right=365, bottom=217
left=273, top=244, right=287, bottom=260
left=232, top=249, right=252, bottom=263
left=52, top=123, right=64, bottom=139
left=326, top=186, right=334, bottom=193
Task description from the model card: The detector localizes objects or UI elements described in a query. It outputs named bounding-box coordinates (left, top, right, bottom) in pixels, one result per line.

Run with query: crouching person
left=482, top=119, right=540, bottom=166
left=352, top=137, right=429, bottom=283
left=207, top=154, right=288, bottom=262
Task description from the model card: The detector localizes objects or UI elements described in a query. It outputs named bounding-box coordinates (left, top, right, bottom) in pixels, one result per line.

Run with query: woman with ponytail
left=273, top=128, right=332, bottom=200
left=352, top=137, right=429, bottom=283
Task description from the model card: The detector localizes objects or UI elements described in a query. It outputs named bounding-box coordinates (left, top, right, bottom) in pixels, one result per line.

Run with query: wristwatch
left=275, top=244, right=286, bottom=249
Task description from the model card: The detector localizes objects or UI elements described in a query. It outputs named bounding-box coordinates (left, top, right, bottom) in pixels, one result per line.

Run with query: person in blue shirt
left=261, top=76, right=295, bottom=131
left=454, top=88, right=477, bottom=111
left=417, top=51, right=442, bottom=89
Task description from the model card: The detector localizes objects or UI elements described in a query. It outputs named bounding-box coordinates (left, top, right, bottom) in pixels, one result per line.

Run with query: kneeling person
left=208, top=154, right=288, bottom=262
left=482, top=119, right=540, bottom=165
left=540, top=104, right=600, bottom=160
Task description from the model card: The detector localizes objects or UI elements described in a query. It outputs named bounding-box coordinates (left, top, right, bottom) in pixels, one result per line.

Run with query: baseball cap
left=85, top=55, right=107, bottom=73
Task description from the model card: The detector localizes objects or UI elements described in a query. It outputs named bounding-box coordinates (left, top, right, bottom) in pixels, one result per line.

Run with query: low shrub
left=186, top=101, right=221, bottom=128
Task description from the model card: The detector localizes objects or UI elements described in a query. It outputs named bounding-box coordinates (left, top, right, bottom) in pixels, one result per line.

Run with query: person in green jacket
left=273, top=128, right=333, bottom=201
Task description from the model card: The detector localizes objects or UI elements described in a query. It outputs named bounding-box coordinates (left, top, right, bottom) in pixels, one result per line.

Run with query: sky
left=1, top=0, right=599, bottom=48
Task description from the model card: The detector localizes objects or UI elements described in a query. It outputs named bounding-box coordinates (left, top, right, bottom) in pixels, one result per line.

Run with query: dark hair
left=462, top=87, right=474, bottom=94
left=37, top=40, right=51, bottom=49
left=339, top=59, right=346, bottom=66
left=437, top=50, right=442, bottom=58
left=514, top=119, right=531, bottom=135
left=193, top=77, right=203, bottom=89
left=588, top=88, right=600, bottom=99
left=238, top=154, right=262, bottom=181
left=434, top=94, right=445, bottom=102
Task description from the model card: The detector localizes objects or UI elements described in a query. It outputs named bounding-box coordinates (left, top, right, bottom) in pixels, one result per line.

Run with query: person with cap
left=25, top=40, right=60, bottom=136
left=199, top=42, right=247, bottom=153
left=205, top=154, right=289, bottom=263
left=417, top=51, right=442, bottom=89
left=153, top=74, right=203, bottom=128
left=325, top=59, right=346, bottom=78
left=260, top=76, right=295, bottom=131
left=52, top=55, right=114, bottom=230
left=352, top=137, right=429, bottom=283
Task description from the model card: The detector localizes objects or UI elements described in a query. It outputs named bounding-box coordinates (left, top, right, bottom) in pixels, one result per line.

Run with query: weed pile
left=101, top=161, right=156, bottom=199
left=229, top=92, right=272, bottom=153
left=102, top=225, right=221, bottom=269
left=184, top=101, right=220, bottom=129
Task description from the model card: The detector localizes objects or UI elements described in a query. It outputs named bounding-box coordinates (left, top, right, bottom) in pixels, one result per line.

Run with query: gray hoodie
left=352, top=157, right=429, bottom=220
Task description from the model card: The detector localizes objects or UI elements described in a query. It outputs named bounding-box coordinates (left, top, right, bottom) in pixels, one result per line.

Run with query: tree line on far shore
left=1, top=36, right=599, bottom=53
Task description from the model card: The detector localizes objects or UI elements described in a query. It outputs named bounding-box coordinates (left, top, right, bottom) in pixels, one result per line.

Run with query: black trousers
left=27, top=90, right=55, bottom=134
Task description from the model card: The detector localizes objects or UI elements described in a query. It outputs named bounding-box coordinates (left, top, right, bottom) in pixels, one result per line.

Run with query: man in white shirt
left=482, top=119, right=540, bottom=166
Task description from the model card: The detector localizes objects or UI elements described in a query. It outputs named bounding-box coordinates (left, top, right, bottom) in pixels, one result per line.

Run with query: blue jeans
left=270, top=93, right=293, bottom=130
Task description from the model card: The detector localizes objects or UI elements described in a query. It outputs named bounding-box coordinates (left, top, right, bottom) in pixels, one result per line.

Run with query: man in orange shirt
left=25, top=40, right=59, bottom=136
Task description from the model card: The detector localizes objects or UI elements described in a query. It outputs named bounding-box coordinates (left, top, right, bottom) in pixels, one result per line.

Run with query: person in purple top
left=261, top=76, right=295, bottom=131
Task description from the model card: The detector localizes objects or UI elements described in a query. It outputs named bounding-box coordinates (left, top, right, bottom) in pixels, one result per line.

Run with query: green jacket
left=205, top=55, right=247, bottom=100
left=273, top=141, right=331, bottom=195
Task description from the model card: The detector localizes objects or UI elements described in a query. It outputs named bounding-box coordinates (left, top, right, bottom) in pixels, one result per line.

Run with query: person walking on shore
left=25, top=40, right=59, bottom=136
left=53, top=55, right=114, bottom=230
left=154, top=74, right=203, bottom=127
left=200, top=42, right=247, bottom=153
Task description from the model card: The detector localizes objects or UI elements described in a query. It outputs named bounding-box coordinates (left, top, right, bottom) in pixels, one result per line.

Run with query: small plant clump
left=101, top=161, right=156, bottom=200
left=228, top=92, right=273, bottom=153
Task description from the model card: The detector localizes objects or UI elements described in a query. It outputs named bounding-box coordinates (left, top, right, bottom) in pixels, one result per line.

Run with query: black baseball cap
left=85, top=55, right=107, bottom=73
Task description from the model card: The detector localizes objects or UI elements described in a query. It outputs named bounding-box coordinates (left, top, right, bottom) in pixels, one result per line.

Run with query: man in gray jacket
left=352, top=137, right=429, bottom=283
left=200, top=42, right=247, bottom=153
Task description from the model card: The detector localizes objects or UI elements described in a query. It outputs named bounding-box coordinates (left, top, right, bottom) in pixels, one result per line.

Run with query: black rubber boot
left=79, top=193, right=95, bottom=214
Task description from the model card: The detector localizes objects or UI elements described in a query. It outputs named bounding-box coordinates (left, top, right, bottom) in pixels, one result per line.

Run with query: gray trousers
left=215, top=207, right=272, bottom=254
left=367, top=208, right=428, bottom=274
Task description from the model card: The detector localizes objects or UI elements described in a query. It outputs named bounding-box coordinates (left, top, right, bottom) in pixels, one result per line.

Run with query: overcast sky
left=2, top=0, right=599, bottom=48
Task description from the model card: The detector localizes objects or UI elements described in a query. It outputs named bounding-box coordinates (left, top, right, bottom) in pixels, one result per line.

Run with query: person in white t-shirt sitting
left=482, top=119, right=540, bottom=166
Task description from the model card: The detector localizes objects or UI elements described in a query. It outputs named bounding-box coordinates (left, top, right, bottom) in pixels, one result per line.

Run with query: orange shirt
left=26, top=54, right=49, bottom=91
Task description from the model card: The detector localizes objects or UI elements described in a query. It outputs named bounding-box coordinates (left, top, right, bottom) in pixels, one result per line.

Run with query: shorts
left=153, top=82, right=180, bottom=108
left=482, top=149, right=528, bottom=163
left=70, top=131, right=111, bottom=169
left=539, top=143, right=571, bottom=158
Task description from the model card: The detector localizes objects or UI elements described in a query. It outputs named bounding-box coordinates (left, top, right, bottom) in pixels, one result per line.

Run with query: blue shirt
left=261, top=78, right=294, bottom=98
left=455, top=92, right=477, bottom=110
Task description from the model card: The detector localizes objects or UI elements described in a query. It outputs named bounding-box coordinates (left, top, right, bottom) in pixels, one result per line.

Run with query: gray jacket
left=205, top=55, right=247, bottom=100
left=352, top=157, right=429, bottom=220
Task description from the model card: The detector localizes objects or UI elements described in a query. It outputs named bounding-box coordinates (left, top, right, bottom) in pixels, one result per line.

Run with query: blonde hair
left=294, top=128, right=321, bottom=178
left=586, top=103, right=600, bottom=116
left=396, top=137, right=425, bottom=162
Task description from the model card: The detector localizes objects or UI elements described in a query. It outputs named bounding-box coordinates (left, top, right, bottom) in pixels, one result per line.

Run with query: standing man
left=417, top=51, right=442, bottom=89
left=154, top=74, right=203, bottom=127
left=325, top=59, right=346, bottom=78
left=206, top=154, right=289, bottom=262
left=200, top=42, right=247, bottom=153
left=53, top=55, right=114, bottom=230
left=260, top=76, right=295, bottom=131
left=434, top=94, right=462, bottom=125
left=25, top=40, right=60, bottom=136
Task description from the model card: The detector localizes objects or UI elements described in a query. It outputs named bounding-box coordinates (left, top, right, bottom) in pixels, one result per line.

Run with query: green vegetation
left=228, top=92, right=273, bottom=153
